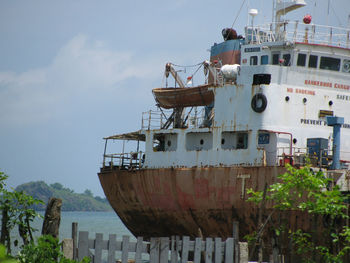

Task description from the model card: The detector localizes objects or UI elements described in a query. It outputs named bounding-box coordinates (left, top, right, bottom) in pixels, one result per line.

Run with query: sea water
left=54, top=211, right=133, bottom=240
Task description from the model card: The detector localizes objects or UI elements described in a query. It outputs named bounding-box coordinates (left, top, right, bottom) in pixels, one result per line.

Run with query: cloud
left=49, top=35, right=136, bottom=89
left=0, top=34, right=160, bottom=126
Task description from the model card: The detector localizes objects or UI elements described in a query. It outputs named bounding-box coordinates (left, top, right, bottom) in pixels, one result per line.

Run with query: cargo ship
left=98, top=0, right=350, bottom=259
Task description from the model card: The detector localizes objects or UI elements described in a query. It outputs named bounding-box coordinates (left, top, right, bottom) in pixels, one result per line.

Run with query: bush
left=247, top=164, right=350, bottom=262
left=18, top=235, right=90, bottom=263
left=0, top=244, right=17, bottom=263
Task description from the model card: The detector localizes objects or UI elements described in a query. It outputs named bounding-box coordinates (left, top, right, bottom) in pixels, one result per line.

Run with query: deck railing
left=141, top=108, right=207, bottom=130
left=103, top=151, right=144, bottom=170
left=246, top=21, right=350, bottom=48
left=276, top=147, right=331, bottom=167
left=141, top=110, right=166, bottom=130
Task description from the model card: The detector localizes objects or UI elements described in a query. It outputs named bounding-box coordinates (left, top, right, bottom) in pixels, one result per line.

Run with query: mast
left=274, top=0, right=307, bottom=39
left=275, top=0, right=306, bottom=23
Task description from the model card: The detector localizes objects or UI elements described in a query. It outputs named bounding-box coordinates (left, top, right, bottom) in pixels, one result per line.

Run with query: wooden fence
left=74, top=232, right=248, bottom=263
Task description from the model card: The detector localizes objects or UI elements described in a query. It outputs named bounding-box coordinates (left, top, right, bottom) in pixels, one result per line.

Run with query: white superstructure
left=104, top=0, right=350, bottom=175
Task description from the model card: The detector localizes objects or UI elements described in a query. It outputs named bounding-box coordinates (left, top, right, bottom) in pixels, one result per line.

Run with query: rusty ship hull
left=98, top=166, right=313, bottom=239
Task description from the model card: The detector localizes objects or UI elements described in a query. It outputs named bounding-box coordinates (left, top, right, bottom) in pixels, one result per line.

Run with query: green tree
left=0, top=171, right=43, bottom=253
left=50, top=183, right=64, bottom=190
left=247, top=164, right=350, bottom=262
left=83, top=189, right=93, bottom=197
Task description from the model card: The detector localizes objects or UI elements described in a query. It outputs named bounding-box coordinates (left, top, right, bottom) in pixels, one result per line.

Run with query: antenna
left=249, top=8, right=258, bottom=27
left=249, top=8, right=258, bottom=43
left=327, top=0, right=331, bottom=27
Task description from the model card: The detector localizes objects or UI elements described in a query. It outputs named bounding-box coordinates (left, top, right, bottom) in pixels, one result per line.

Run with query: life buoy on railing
left=251, top=93, right=267, bottom=113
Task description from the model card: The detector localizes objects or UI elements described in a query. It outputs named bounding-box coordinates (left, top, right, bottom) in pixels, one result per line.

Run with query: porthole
left=200, top=139, right=204, bottom=145
left=285, top=96, right=290, bottom=102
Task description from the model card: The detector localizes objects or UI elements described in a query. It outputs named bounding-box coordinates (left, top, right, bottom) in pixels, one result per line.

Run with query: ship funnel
left=326, top=116, right=344, bottom=170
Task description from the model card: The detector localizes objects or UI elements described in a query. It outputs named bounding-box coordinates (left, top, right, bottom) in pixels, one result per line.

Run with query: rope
left=171, top=61, right=204, bottom=68
left=330, top=3, right=344, bottom=27
left=159, top=60, right=206, bottom=89
left=231, top=0, right=247, bottom=28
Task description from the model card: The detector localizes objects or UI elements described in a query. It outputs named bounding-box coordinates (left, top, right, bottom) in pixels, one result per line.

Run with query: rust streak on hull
left=98, top=166, right=297, bottom=239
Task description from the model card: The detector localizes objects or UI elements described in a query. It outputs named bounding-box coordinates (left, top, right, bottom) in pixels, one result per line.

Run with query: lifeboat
left=152, top=84, right=214, bottom=109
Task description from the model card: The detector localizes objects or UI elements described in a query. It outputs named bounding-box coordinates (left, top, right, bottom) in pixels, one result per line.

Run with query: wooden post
left=181, top=236, right=190, bottom=263
left=150, top=238, right=160, bottom=263
left=62, top=239, right=74, bottom=259
left=41, top=197, right=62, bottom=238
left=78, top=231, right=89, bottom=261
left=233, top=221, right=240, bottom=263
left=232, top=221, right=239, bottom=241
left=135, top=237, right=144, bottom=263
left=72, top=222, right=78, bottom=260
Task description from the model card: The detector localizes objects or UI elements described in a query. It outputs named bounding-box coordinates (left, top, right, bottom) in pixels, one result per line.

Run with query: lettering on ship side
left=287, top=87, right=315, bottom=95
left=305, top=80, right=350, bottom=91
left=300, top=119, right=350, bottom=129
left=305, top=80, right=332, bottom=88
left=337, top=94, right=350, bottom=101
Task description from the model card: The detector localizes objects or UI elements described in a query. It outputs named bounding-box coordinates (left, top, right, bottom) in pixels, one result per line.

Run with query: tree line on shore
left=0, top=170, right=91, bottom=262
left=15, top=181, right=112, bottom=211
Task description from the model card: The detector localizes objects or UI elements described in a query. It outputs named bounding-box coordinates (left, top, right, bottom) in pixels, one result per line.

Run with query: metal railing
left=141, top=110, right=166, bottom=130
left=103, top=151, right=144, bottom=170
left=276, top=146, right=334, bottom=168
left=245, top=21, right=350, bottom=48
left=141, top=108, right=207, bottom=130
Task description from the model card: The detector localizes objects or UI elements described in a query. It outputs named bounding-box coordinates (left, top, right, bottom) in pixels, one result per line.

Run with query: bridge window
left=272, top=53, right=280, bottom=65
left=221, top=132, right=248, bottom=150
left=250, top=56, right=258, bottom=65
left=308, top=55, right=318, bottom=68
left=320, top=57, right=340, bottom=71
left=297, top=53, right=307, bottom=66
left=261, top=55, right=268, bottom=65
left=282, top=54, right=291, bottom=66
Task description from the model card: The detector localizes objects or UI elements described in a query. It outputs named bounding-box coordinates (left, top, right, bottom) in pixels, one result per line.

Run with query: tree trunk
left=41, top=197, right=62, bottom=238
left=18, top=219, right=29, bottom=245
left=0, top=205, right=11, bottom=254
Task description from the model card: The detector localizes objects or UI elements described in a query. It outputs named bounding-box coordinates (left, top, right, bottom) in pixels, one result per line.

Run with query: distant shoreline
left=16, top=181, right=113, bottom=212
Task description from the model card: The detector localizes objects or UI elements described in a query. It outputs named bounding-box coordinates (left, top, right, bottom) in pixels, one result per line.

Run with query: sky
left=0, top=0, right=349, bottom=197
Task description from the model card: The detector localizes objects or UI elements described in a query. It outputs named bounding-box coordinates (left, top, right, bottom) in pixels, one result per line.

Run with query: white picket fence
left=76, top=232, right=247, bottom=263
